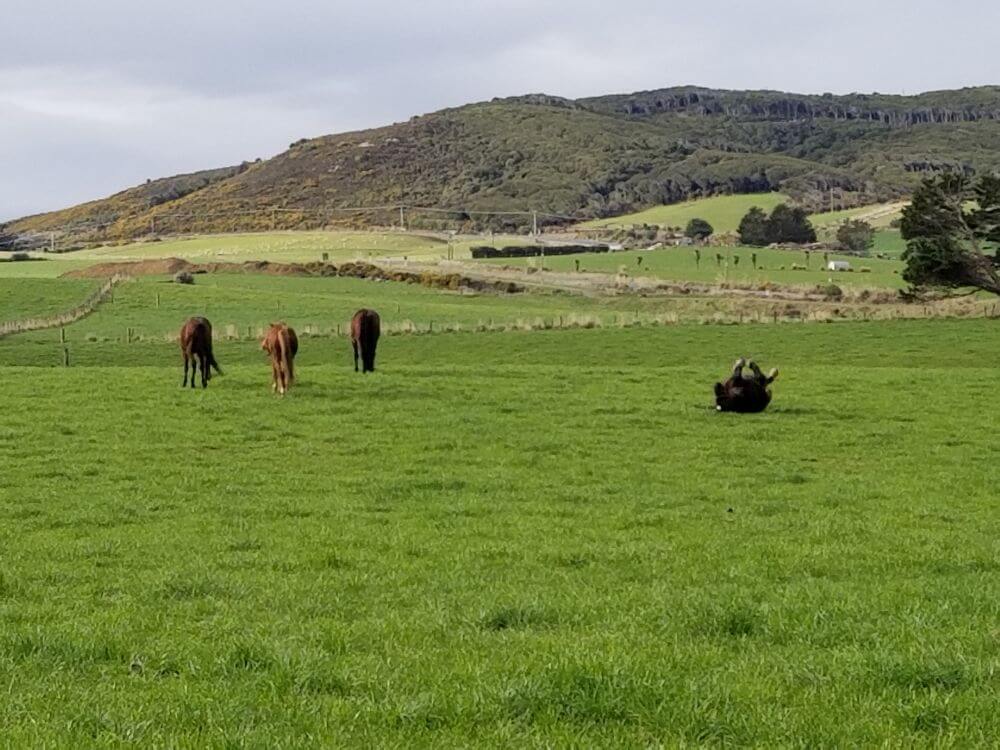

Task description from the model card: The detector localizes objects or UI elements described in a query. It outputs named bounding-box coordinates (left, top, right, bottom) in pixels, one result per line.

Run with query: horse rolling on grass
left=351, top=308, right=381, bottom=373
left=179, top=316, right=222, bottom=389
left=261, top=323, right=298, bottom=395
left=714, top=357, right=779, bottom=413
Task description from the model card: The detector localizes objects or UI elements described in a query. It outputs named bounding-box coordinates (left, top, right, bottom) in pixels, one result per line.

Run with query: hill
left=6, top=85, right=1000, bottom=244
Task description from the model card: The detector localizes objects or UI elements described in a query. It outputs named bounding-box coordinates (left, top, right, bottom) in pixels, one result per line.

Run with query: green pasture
left=478, top=245, right=905, bottom=289
left=0, top=311, right=998, bottom=746
left=0, top=278, right=100, bottom=320
left=580, top=193, right=790, bottom=232
left=809, top=201, right=906, bottom=229
left=0, top=274, right=766, bottom=353
left=0, top=232, right=537, bottom=278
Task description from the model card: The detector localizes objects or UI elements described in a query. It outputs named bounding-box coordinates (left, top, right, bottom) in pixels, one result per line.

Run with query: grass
left=477, top=245, right=905, bottom=288
left=810, top=201, right=907, bottom=229
left=0, top=273, right=786, bottom=351
left=0, top=232, right=538, bottom=277
left=580, top=193, right=791, bottom=232
left=0, top=314, right=999, bottom=745
left=0, top=278, right=100, bottom=320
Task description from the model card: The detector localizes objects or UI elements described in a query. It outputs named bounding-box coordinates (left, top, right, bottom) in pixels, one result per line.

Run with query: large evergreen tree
left=836, top=219, right=875, bottom=255
left=900, top=174, right=1000, bottom=294
left=766, top=204, right=817, bottom=244
left=738, top=207, right=770, bottom=246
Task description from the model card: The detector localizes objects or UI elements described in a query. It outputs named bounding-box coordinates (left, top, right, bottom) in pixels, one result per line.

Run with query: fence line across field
left=0, top=274, right=130, bottom=339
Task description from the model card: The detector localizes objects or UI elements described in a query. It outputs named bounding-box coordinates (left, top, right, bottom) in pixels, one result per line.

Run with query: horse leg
left=731, top=357, right=746, bottom=380
left=747, top=360, right=765, bottom=384
left=765, top=367, right=779, bottom=385
left=182, top=354, right=189, bottom=387
left=200, top=355, right=209, bottom=388
left=190, top=356, right=197, bottom=389
left=352, top=340, right=359, bottom=372
left=271, top=358, right=278, bottom=393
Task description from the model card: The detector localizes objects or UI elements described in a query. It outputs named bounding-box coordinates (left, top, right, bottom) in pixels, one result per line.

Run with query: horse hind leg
left=182, top=355, right=189, bottom=387
left=352, top=340, right=359, bottom=373
left=732, top=357, right=746, bottom=379
left=200, top=355, right=209, bottom=388
left=765, top=367, right=779, bottom=385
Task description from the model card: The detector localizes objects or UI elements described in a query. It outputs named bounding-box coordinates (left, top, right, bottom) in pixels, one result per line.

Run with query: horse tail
left=279, top=329, right=293, bottom=385
left=208, top=343, right=223, bottom=375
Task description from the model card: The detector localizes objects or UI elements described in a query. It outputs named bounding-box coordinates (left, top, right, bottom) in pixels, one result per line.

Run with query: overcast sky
left=3, top=0, right=999, bottom=220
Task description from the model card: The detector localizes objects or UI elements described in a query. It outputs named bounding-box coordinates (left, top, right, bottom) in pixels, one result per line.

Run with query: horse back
left=351, top=308, right=381, bottom=342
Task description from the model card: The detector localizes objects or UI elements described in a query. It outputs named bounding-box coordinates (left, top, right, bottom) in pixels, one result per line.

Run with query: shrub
left=816, top=283, right=844, bottom=299
left=685, top=218, right=714, bottom=240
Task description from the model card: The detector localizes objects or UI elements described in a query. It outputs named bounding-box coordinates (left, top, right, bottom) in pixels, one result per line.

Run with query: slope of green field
left=4, top=273, right=711, bottom=346
left=0, top=318, right=998, bottom=746
left=0, top=232, right=541, bottom=279
left=480, top=246, right=904, bottom=289
left=809, top=201, right=906, bottom=229
left=0, top=278, right=99, bottom=320
left=69, top=232, right=451, bottom=265
left=581, top=193, right=790, bottom=232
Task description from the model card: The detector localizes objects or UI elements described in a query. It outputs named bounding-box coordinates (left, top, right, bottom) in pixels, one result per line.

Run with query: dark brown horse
left=261, top=323, right=298, bottom=394
left=714, top=357, right=778, bottom=413
left=350, top=309, right=380, bottom=373
left=179, top=316, right=222, bottom=388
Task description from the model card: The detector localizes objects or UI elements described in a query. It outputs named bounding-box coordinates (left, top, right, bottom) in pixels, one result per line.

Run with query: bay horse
left=350, top=308, right=380, bottom=373
left=261, top=323, right=298, bottom=394
left=714, top=357, right=778, bottom=413
left=179, top=316, right=222, bottom=389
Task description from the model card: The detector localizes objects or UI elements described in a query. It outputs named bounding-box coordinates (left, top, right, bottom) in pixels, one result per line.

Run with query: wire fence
left=0, top=275, right=130, bottom=339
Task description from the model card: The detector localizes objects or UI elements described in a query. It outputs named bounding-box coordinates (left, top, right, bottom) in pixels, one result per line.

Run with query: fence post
left=63, top=347, right=70, bottom=367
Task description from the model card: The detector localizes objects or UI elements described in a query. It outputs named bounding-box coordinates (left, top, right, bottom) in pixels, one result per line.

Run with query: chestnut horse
left=714, top=357, right=778, bottom=413
left=179, top=316, right=222, bottom=388
left=350, top=308, right=380, bottom=373
left=261, top=323, right=298, bottom=394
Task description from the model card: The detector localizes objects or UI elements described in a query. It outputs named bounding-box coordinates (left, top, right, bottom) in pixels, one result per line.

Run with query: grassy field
left=809, top=201, right=906, bottom=229
left=478, top=245, right=905, bottom=289
left=1, top=232, right=537, bottom=278
left=580, top=193, right=791, bottom=232
left=1, top=311, right=998, bottom=745
left=0, top=277, right=100, bottom=320
left=0, top=273, right=734, bottom=352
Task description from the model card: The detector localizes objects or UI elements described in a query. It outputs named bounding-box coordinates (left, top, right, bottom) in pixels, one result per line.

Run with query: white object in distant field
left=827, top=260, right=851, bottom=271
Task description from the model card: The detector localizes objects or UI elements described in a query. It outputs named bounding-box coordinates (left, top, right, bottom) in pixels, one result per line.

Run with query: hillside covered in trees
left=7, top=85, right=1000, bottom=243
